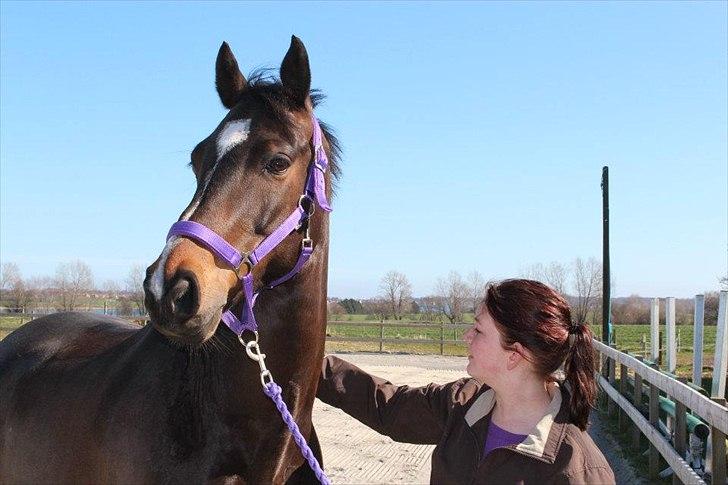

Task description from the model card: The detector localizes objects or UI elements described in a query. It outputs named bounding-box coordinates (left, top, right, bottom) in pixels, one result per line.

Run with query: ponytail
left=564, top=324, right=597, bottom=431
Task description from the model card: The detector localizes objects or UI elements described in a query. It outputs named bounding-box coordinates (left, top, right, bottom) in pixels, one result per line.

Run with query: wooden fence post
left=706, top=293, right=727, bottom=485
left=666, top=297, right=676, bottom=374
left=651, top=298, right=660, bottom=364
left=708, top=397, right=726, bottom=485
left=608, top=353, right=616, bottom=417
left=649, top=363, right=660, bottom=480
left=711, top=291, right=727, bottom=399
left=673, top=378, right=687, bottom=485
left=379, top=322, right=384, bottom=352
left=632, top=356, right=643, bottom=449
left=439, top=323, right=444, bottom=355
left=595, top=348, right=606, bottom=410
left=619, top=362, right=628, bottom=431
left=692, top=294, right=705, bottom=389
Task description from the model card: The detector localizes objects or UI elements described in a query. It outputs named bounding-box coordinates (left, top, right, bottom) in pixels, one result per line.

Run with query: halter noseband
left=166, top=113, right=332, bottom=336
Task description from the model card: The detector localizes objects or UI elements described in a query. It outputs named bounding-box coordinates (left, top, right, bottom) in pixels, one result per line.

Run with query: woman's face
left=463, top=308, right=512, bottom=384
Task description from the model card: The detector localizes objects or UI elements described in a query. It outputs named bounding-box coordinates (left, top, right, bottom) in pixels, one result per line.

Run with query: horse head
left=143, top=36, right=338, bottom=346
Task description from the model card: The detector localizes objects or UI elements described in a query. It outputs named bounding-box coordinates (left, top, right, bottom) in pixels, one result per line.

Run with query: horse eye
left=265, top=156, right=291, bottom=175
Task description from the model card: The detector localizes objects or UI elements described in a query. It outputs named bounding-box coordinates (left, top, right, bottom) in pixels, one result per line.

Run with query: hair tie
left=567, top=324, right=582, bottom=348
left=568, top=323, right=583, bottom=335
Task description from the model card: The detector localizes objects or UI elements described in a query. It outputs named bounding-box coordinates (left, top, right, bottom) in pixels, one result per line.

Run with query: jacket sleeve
left=555, top=465, right=616, bottom=485
left=316, top=355, right=477, bottom=445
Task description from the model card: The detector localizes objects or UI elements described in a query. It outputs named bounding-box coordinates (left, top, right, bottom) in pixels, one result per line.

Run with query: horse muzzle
left=143, top=238, right=238, bottom=345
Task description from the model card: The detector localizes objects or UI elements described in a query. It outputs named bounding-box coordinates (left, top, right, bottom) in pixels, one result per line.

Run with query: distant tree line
left=610, top=293, right=722, bottom=325
left=5, top=260, right=724, bottom=326
left=328, top=261, right=726, bottom=326
left=0, top=261, right=146, bottom=315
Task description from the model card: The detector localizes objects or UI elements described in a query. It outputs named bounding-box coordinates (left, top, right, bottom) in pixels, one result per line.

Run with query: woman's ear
left=506, top=342, right=527, bottom=371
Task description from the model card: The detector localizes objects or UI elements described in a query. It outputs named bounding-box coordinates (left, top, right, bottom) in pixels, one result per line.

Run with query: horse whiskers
left=210, top=334, right=237, bottom=357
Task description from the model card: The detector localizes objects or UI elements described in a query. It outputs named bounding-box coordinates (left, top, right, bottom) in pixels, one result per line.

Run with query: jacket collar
left=464, top=382, right=567, bottom=463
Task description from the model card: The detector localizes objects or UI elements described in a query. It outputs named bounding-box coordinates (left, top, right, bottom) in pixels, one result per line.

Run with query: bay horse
left=0, top=36, right=339, bottom=484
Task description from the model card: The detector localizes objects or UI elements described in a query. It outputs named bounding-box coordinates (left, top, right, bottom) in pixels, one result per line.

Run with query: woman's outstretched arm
left=317, top=355, right=480, bottom=444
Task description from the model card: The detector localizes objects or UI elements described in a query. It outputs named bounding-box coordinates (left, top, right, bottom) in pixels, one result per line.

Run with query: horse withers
left=0, top=36, right=339, bottom=484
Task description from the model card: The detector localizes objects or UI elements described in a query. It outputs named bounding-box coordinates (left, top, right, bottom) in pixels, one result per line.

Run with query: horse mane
left=244, top=68, right=342, bottom=186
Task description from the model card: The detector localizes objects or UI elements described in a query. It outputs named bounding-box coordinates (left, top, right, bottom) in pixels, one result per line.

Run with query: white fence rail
left=595, top=291, right=728, bottom=485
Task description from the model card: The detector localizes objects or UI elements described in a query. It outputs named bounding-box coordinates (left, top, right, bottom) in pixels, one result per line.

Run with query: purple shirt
left=483, top=422, right=528, bottom=457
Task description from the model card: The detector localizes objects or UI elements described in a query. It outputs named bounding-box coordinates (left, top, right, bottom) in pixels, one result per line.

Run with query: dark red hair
left=481, top=279, right=596, bottom=430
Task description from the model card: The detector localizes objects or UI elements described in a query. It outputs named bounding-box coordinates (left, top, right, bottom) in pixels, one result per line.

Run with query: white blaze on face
left=216, top=119, right=252, bottom=160
left=153, top=119, right=252, bottom=302
left=179, top=118, right=252, bottom=222
left=150, top=237, right=181, bottom=302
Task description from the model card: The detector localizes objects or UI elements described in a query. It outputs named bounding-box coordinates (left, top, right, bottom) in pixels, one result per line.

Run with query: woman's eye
left=265, top=156, right=291, bottom=174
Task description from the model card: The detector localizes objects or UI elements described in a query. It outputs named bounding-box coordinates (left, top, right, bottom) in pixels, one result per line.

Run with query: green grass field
left=1, top=314, right=719, bottom=380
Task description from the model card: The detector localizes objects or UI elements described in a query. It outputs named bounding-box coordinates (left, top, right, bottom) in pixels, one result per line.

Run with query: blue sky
left=1, top=1, right=726, bottom=299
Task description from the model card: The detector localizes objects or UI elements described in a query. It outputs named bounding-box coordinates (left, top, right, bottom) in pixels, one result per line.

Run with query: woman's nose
left=463, top=328, right=473, bottom=344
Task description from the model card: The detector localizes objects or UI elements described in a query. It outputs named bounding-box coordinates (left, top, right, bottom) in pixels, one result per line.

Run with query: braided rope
left=263, top=382, right=331, bottom=485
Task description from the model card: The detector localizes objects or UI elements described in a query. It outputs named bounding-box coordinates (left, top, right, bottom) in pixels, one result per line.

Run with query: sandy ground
left=313, top=352, right=642, bottom=485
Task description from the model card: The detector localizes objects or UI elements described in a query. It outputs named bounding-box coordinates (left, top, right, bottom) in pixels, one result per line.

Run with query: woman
left=317, top=279, right=615, bottom=484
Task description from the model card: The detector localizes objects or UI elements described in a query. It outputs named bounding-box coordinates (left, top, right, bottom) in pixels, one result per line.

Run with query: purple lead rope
left=264, top=382, right=331, bottom=485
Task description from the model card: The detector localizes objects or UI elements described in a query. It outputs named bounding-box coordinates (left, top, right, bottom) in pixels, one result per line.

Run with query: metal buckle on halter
left=302, top=238, right=313, bottom=250
left=233, top=254, right=253, bottom=279
left=298, top=194, right=315, bottom=217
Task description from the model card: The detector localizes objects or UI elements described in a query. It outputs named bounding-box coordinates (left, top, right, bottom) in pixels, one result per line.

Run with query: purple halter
left=166, top=114, right=332, bottom=337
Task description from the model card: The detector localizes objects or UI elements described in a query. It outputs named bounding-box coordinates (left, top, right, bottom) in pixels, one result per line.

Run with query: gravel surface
left=313, top=352, right=641, bottom=484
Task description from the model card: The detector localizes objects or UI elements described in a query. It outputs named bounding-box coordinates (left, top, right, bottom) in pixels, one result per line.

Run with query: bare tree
left=435, top=271, right=472, bottom=323
left=521, top=261, right=568, bottom=295
left=611, top=294, right=650, bottom=325
left=571, top=257, right=602, bottom=325
left=1, top=262, right=32, bottom=311
left=362, top=297, right=389, bottom=322
left=27, top=276, right=56, bottom=312
left=543, top=262, right=568, bottom=295
left=55, top=260, right=94, bottom=311
left=124, top=264, right=147, bottom=315
left=521, top=263, right=545, bottom=281
left=102, top=279, right=121, bottom=299
left=379, top=270, right=412, bottom=320
left=704, top=291, right=720, bottom=325
left=417, top=296, right=445, bottom=322
left=467, top=271, right=486, bottom=304
left=0, top=262, right=17, bottom=302
left=327, top=301, right=347, bottom=319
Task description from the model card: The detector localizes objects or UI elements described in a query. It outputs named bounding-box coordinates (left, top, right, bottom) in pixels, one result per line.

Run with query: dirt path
left=313, top=352, right=641, bottom=484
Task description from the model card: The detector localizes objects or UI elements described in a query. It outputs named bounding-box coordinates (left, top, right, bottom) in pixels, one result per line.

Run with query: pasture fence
left=596, top=291, right=728, bottom=484
left=325, top=320, right=470, bottom=354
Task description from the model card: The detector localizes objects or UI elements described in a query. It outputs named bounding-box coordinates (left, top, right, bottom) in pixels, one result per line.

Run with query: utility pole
left=601, top=166, right=612, bottom=349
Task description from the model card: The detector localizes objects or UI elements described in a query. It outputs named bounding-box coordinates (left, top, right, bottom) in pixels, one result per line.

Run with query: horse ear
left=216, top=42, right=247, bottom=109
left=280, top=35, right=311, bottom=107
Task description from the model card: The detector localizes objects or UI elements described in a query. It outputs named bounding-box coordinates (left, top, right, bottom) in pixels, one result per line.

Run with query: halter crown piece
left=167, top=114, right=332, bottom=336
left=165, top=114, right=332, bottom=485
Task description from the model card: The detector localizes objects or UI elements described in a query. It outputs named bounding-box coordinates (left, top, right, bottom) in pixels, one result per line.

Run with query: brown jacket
left=318, top=356, right=615, bottom=485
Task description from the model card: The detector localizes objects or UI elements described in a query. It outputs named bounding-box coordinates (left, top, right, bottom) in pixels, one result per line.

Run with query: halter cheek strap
left=166, top=114, right=331, bottom=336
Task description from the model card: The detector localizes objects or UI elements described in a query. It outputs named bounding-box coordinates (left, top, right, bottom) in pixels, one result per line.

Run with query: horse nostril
left=165, top=272, right=199, bottom=321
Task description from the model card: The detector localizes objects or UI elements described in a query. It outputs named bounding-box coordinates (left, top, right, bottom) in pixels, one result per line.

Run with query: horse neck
left=215, top=215, right=330, bottom=412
